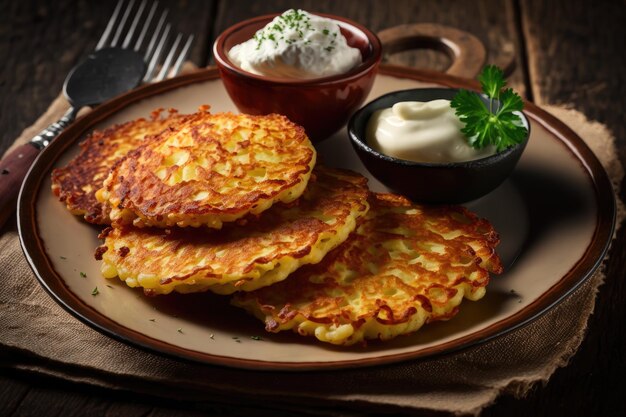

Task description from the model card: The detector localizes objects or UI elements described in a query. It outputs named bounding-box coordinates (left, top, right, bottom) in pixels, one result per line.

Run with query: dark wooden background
left=1, top=0, right=624, bottom=416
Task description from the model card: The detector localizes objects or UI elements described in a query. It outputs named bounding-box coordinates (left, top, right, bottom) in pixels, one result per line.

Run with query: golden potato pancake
left=51, top=108, right=185, bottom=224
left=232, top=193, right=503, bottom=346
left=95, top=166, right=369, bottom=295
left=98, top=111, right=316, bottom=228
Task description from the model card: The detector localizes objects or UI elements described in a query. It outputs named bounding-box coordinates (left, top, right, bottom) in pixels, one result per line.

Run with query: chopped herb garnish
left=210, top=334, right=215, bottom=340
left=60, top=256, right=67, bottom=260
left=106, top=284, right=113, bottom=289
left=91, top=287, right=99, bottom=296
left=250, top=336, right=262, bottom=341
left=80, top=272, right=87, bottom=278
left=177, top=328, right=183, bottom=334
left=149, top=318, right=156, bottom=322
left=252, top=10, right=339, bottom=54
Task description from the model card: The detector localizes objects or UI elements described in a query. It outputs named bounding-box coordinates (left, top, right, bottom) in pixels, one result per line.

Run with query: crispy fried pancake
left=232, top=193, right=503, bottom=346
left=98, top=111, right=316, bottom=228
left=51, top=108, right=185, bottom=224
left=96, top=167, right=369, bottom=295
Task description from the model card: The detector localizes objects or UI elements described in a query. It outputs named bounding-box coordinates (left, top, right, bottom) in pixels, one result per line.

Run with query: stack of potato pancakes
left=52, top=107, right=502, bottom=346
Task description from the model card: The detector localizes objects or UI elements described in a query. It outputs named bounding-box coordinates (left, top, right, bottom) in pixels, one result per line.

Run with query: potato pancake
left=232, top=193, right=503, bottom=346
left=95, top=166, right=369, bottom=295
left=98, top=111, right=316, bottom=228
left=51, top=108, right=184, bottom=224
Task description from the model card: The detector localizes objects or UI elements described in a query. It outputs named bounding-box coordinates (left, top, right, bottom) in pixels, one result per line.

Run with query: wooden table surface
left=1, top=1, right=624, bottom=416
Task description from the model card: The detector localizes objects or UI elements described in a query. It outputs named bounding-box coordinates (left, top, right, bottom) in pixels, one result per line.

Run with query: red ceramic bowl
left=213, top=13, right=382, bottom=142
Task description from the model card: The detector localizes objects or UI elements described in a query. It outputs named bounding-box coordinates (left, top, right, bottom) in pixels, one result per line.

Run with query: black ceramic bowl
left=348, top=88, right=530, bottom=203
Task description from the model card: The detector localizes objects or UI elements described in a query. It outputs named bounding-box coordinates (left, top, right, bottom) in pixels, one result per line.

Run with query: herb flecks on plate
left=451, top=65, right=527, bottom=151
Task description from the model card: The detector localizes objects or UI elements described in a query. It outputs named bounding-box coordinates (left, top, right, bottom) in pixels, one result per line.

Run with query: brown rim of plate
left=17, top=65, right=616, bottom=371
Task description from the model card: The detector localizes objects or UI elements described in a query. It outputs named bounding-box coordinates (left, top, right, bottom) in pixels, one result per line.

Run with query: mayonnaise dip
left=366, top=100, right=496, bottom=163
left=228, top=9, right=362, bottom=79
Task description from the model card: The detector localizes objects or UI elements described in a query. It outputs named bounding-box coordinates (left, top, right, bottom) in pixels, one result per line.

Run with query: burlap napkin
left=1, top=94, right=623, bottom=416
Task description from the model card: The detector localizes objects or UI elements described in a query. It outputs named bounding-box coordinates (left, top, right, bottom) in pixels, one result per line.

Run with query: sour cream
left=228, top=9, right=362, bottom=79
left=366, top=100, right=496, bottom=163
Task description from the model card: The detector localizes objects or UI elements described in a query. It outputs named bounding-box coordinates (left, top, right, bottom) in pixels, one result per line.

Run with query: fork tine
left=111, top=0, right=135, bottom=47
left=144, top=9, right=169, bottom=62
left=170, top=35, right=194, bottom=78
left=143, top=23, right=171, bottom=82
left=111, top=0, right=135, bottom=46
left=122, top=0, right=147, bottom=49
left=96, top=0, right=124, bottom=50
left=152, top=33, right=194, bottom=82
left=134, top=1, right=158, bottom=51
left=155, top=33, right=182, bottom=81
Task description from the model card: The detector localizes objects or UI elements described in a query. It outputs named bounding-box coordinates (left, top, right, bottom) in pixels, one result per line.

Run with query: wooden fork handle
left=0, top=143, right=40, bottom=228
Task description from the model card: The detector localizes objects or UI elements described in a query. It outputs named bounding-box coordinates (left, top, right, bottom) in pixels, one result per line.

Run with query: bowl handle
left=377, top=23, right=488, bottom=79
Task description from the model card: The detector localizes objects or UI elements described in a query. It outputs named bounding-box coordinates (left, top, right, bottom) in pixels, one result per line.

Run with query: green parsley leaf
left=478, top=65, right=506, bottom=100
left=91, top=287, right=99, bottom=296
left=80, top=272, right=87, bottom=278
left=451, top=65, right=527, bottom=151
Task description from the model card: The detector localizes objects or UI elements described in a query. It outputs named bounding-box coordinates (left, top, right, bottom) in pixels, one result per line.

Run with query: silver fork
left=30, top=0, right=195, bottom=151
left=97, top=0, right=195, bottom=83
left=0, top=0, right=195, bottom=228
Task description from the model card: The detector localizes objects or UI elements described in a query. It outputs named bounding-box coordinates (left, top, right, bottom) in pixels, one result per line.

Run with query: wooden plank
left=521, top=0, right=626, bottom=173
left=9, top=383, right=110, bottom=417
left=0, top=372, right=349, bottom=417
left=1, top=0, right=94, bottom=156
left=0, top=375, right=29, bottom=416
left=211, top=0, right=528, bottom=94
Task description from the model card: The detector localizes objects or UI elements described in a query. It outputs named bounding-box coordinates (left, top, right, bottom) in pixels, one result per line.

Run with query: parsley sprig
left=451, top=65, right=527, bottom=151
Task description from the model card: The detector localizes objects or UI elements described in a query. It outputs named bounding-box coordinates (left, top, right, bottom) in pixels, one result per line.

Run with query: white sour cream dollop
left=366, top=100, right=496, bottom=163
left=228, top=9, right=362, bottom=79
